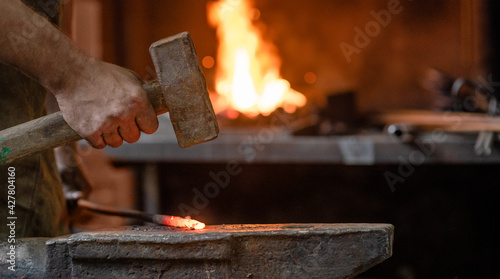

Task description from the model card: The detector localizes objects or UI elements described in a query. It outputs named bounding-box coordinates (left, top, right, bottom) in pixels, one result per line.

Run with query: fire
left=207, top=0, right=306, bottom=117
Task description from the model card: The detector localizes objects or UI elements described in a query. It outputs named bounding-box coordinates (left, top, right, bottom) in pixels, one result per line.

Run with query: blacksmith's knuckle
left=128, top=132, right=141, bottom=143
left=109, top=139, right=123, bottom=148
left=92, top=140, right=106, bottom=149
left=125, top=137, right=139, bottom=144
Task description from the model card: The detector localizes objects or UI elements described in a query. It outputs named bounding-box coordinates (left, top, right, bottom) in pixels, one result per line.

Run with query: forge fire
left=207, top=0, right=306, bottom=118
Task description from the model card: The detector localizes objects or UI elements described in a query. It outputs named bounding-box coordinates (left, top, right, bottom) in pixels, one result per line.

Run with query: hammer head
left=149, top=32, right=219, bottom=148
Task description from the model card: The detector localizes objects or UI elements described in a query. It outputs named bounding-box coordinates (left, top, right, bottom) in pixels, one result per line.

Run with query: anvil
left=1, top=223, right=393, bottom=278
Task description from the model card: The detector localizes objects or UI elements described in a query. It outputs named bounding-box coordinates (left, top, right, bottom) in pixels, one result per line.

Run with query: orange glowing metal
left=157, top=215, right=206, bottom=230
left=208, top=0, right=306, bottom=117
left=78, top=199, right=206, bottom=230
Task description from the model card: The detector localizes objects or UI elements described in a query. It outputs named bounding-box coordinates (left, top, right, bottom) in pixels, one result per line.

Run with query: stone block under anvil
left=43, top=223, right=393, bottom=279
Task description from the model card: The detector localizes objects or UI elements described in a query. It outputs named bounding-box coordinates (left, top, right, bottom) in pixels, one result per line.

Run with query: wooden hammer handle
left=0, top=81, right=167, bottom=165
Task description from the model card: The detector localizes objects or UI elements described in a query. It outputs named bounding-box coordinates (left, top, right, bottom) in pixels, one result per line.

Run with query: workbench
left=103, top=115, right=500, bottom=165
left=101, top=114, right=500, bottom=214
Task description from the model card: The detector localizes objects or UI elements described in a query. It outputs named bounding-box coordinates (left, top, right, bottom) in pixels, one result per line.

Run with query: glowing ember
left=154, top=215, right=206, bottom=230
left=207, top=0, right=306, bottom=117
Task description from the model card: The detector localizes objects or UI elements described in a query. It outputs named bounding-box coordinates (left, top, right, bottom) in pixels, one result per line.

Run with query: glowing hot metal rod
left=78, top=199, right=205, bottom=230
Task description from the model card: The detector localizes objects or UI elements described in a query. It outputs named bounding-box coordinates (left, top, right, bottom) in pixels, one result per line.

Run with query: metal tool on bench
left=379, top=110, right=500, bottom=155
left=0, top=32, right=219, bottom=165
left=420, top=68, right=499, bottom=155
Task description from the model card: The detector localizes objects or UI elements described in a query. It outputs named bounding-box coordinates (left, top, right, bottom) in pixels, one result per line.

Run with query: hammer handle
left=0, top=81, right=167, bottom=165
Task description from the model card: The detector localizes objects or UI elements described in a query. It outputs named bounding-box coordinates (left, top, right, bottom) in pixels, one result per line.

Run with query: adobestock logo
left=339, top=0, right=407, bottom=64
left=177, top=110, right=294, bottom=218
left=178, top=160, right=242, bottom=217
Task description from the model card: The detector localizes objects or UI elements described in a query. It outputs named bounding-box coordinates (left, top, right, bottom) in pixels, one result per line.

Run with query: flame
left=207, top=0, right=306, bottom=117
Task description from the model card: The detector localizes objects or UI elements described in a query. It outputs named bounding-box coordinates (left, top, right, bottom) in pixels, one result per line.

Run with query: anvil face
left=44, top=223, right=393, bottom=279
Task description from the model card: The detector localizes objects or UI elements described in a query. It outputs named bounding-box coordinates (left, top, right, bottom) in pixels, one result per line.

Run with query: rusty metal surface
left=44, top=223, right=393, bottom=279
left=150, top=32, right=219, bottom=148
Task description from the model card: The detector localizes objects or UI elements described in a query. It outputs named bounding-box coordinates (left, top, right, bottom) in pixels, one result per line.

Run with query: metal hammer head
left=149, top=32, right=219, bottom=148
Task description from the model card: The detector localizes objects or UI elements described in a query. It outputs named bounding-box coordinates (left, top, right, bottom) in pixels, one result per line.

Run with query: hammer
left=0, top=32, right=219, bottom=165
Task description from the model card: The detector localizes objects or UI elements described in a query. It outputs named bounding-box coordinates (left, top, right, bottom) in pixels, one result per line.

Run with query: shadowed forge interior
left=73, top=0, right=500, bottom=278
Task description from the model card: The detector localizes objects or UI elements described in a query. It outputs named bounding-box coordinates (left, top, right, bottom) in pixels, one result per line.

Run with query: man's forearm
left=0, top=0, right=91, bottom=95
left=0, top=0, right=159, bottom=148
